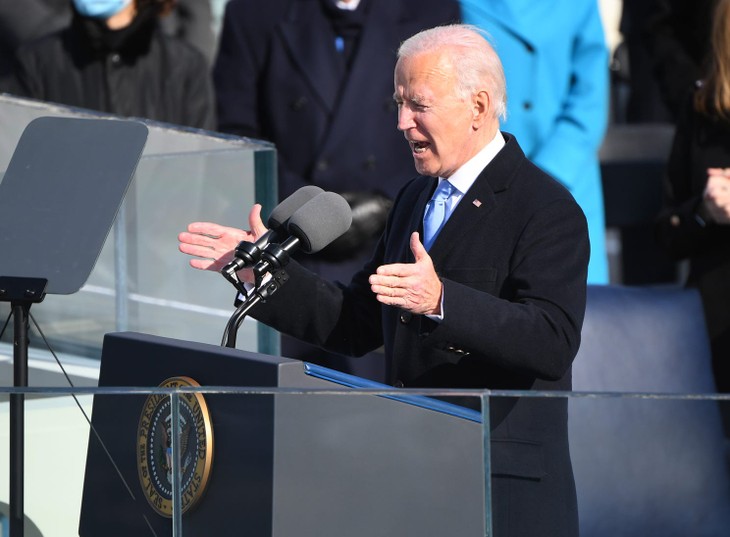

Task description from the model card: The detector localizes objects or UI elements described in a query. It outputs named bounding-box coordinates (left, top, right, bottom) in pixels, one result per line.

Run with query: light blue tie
left=423, top=180, right=455, bottom=251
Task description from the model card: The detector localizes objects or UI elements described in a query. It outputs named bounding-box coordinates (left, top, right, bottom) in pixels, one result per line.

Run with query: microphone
left=220, top=192, right=352, bottom=348
left=252, top=191, right=353, bottom=276
left=223, top=185, right=324, bottom=273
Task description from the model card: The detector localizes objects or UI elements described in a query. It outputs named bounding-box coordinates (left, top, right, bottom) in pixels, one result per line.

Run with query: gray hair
left=397, top=24, right=507, bottom=120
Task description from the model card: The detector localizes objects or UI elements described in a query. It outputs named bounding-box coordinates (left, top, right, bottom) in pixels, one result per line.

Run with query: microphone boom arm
left=221, top=268, right=290, bottom=348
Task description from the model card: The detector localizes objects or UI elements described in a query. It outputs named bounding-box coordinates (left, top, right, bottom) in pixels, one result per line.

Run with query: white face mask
left=73, top=0, right=133, bottom=19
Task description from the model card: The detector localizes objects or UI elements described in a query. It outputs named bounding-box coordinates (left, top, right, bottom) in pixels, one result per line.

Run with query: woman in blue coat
left=460, top=0, right=610, bottom=283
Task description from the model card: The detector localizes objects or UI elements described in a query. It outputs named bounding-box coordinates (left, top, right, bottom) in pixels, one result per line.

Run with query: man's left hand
left=369, top=232, right=443, bottom=315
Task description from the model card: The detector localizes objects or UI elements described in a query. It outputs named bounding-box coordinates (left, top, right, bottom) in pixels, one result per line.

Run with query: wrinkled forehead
left=394, top=51, right=455, bottom=93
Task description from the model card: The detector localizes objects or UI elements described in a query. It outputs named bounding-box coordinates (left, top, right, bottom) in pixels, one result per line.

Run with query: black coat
left=655, top=94, right=730, bottom=392
left=645, top=0, right=716, bottom=118
left=214, top=0, right=460, bottom=201
left=251, top=133, right=589, bottom=537
left=0, top=0, right=69, bottom=88
left=11, top=10, right=215, bottom=130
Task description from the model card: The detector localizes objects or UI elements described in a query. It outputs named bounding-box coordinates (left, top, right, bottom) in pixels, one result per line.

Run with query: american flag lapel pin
left=472, top=199, right=482, bottom=208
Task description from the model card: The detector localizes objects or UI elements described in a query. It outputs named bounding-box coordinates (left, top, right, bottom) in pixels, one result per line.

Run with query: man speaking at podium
left=179, top=24, right=588, bottom=537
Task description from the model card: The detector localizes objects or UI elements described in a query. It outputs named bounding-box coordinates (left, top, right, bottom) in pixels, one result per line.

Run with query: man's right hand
left=178, top=204, right=268, bottom=274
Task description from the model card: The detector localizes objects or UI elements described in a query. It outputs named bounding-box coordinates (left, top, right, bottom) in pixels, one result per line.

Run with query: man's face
left=394, top=50, right=478, bottom=178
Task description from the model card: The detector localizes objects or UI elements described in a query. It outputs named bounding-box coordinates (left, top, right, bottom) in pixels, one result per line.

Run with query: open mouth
left=410, top=141, right=430, bottom=154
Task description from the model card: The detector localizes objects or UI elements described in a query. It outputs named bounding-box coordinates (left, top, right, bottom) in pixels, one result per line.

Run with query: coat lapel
left=427, top=176, right=496, bottom=260
left=427, top=134, right=521, bottom=260
left=278, top=0, right=344, bottom=113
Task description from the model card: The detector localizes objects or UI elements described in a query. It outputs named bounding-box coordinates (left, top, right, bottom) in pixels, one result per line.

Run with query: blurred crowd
left=0, top=1, right=728, bottom=401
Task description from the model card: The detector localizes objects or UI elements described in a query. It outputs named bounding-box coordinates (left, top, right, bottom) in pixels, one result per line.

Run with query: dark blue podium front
left=79, top=332, right=485, bottom=536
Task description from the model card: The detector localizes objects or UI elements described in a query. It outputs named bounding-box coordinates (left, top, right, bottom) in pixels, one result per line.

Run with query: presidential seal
left=137, top=376, right=214, bottom=517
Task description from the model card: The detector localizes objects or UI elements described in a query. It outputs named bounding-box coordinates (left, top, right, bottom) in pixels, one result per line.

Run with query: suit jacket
left=460, top=0, right=609, bottom=284
left=252, top=133, right=589, bottom=537
left=214, top=0, right=460, bottom=201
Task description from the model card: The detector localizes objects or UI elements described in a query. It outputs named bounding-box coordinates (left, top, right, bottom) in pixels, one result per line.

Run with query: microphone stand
left=220, top=243, right=293, bottom=349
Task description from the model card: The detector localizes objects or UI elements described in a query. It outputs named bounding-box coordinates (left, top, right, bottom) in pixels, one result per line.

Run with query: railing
left=0, top=384, right=729, bottom=536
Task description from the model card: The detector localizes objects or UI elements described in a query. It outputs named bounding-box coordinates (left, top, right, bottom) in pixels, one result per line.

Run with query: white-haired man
left=180, top=24, right=588, bottom=537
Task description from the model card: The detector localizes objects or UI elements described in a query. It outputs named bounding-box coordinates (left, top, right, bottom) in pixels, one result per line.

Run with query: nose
left=397, top=105, right=415, bottom=132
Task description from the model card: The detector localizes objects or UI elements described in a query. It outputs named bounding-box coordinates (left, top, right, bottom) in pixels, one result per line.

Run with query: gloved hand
left=311, top=190, right=393, bottom=262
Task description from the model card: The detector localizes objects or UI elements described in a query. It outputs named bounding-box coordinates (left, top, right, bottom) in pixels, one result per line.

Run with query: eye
left=410, top=98, right=429, bottom=112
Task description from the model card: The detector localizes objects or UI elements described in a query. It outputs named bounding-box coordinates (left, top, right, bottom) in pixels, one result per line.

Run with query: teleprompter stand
left=0, top=277, right=46, bottom=537
left=0, top=116, right=147, bottom=537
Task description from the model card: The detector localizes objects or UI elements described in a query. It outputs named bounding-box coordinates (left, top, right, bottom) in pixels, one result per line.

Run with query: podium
left=79, top=332, right=486, bottom=536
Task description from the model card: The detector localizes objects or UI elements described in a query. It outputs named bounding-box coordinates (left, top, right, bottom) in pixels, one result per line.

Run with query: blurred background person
left=9, top=0, right=215, bottom=130
left=0, top=0, right=69, bottom=91
left=654, top=0, right=730, bottom=435
left=616, top=0, right=673, bottom=123
left=159, top=0, right=217, bottom=65
left=645, top=0, right=716, bottom=121
left=213, top=0, right=460, bottom=381
left=459, top=0, right=610, bottom=284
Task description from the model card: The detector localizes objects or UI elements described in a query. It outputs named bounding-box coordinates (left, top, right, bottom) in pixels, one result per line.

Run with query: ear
left=471, top=90, right=491, bottom=129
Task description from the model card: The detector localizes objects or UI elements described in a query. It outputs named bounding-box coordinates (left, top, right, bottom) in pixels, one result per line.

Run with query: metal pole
left=10, top=303, right=28, bottom=537
left=171, top=393, right=182, bottom=536
left=482, top=393, right=492, bottom=537
left=114, top=204, right=129, bottom=332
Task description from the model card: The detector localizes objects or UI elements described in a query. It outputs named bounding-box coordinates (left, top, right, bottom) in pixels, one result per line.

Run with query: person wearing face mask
left=10, top=0, right=215, bottom=130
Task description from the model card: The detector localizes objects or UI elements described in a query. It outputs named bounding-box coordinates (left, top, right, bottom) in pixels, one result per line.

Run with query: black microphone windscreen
left=287, top=192, right=353, bottom=254
left=267, top=185, right=324, bottom=229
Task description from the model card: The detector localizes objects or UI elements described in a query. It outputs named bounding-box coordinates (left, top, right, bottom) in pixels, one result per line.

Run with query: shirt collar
left=335, top=0, right=361, bottom=10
